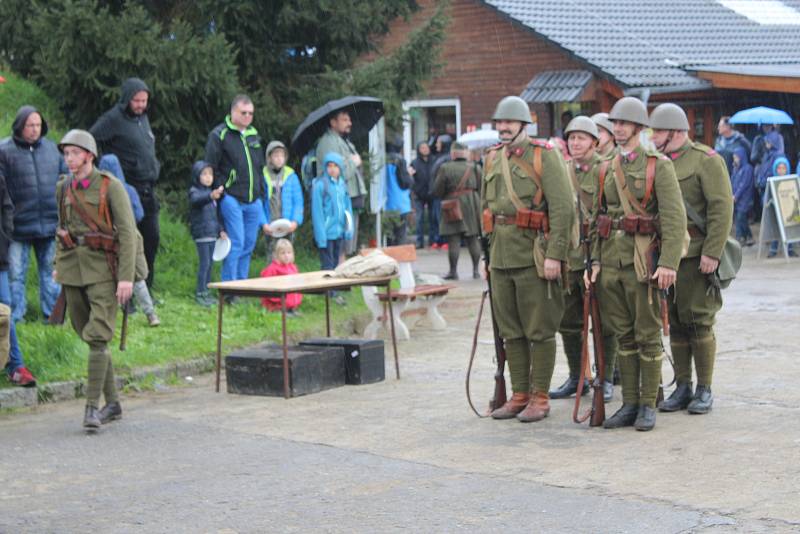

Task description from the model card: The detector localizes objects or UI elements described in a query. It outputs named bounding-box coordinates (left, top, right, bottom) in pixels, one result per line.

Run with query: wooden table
left=208, top=271, right=399, bottom=398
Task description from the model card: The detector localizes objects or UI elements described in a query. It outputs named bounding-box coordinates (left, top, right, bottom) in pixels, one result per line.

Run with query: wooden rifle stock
left=119, top=305, right=129, bottom=351
left=573, top=282, right=606, bottom=426
left=49, top=289, right=67, bottom=325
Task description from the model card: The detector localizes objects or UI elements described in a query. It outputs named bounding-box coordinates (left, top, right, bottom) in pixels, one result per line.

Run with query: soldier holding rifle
left=586, top=97, right=686, bottom=431
left=55, top=130, right=137, bottom=432
left=481, top=96, right=574, bottom=423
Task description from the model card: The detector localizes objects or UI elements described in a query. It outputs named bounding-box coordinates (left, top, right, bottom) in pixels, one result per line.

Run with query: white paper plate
left=212, top=236, right=231, bottom=261
left=345, top=211, right=353, bottom=233
left=269, top=218, right=293, bottom=238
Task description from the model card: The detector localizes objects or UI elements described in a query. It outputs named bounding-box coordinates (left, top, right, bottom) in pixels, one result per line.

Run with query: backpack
left=387, top=154, right=413, bottom=190
left=300, top=148, right=318, bottom=192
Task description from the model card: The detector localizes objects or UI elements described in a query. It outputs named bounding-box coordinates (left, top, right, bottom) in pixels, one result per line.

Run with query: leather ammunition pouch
left=482, top=208, right=494, bottom=234
left=83, top=231, right=118, bottom=253
left=515, top=208, right=549, bottom=232
left=597, top=214, right=612, bottom=239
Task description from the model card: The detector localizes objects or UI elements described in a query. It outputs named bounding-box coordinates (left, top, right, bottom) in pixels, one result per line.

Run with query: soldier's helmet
left=649, top=103, right=690, bottom=131
left=58, top=129, right=98, bottom=158
left=608, top=97, right=649, bottom=127
left=591, top=112, right=614, bottom=134
left=266, top=140, right=287, bottom=157
left=565, top=116, right=599, bottom=139
left=492, top=96, right=531, bottom=123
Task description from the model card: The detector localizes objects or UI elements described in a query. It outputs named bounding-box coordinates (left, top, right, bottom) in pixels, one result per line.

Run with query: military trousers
left=596, top=264, right=664, bottom=408
left=491, top=265, right=563, bottom=394
left=65, top=281, right=120, bottom=407
left=559, top=270, right=618, bottom=380
left=668, top=256, right=721, bottom=386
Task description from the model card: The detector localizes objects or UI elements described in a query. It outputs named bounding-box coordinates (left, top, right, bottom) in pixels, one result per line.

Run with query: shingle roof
left=521, top=70, right=593, bottom=103
left=483, top=0, right=800, bottom=91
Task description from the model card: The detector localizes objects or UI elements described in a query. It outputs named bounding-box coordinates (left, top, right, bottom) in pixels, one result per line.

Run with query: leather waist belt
left=493, top=215, right=517, bottom=226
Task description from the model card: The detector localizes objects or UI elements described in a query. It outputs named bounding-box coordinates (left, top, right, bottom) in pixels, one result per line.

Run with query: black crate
left=225, top=345, right=345, bottom=397
left=300, top=338, right=385, bottom=385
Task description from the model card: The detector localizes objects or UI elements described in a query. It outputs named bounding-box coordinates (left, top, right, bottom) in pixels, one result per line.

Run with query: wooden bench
left=361, top=245, right=456, bottom=340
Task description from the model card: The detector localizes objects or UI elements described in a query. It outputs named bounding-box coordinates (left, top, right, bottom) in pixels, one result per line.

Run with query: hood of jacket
left=732, top=146, right=751, bottom=170
left=772, top=156, right=790, bottom=175
left=322, top=151, right=345, bottom=178
left=117, top=77, right=150, bottom=114
left=192, top=160, right=213, bottom=186
left=764, top=130, right=784, bottom=154
left=12, top=105, right=49, bottom=146
left=98, top=154, right=127, bottom=183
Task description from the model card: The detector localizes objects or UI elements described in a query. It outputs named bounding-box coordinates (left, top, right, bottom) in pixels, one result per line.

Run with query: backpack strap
left=64, top=176, right=113, bottom=234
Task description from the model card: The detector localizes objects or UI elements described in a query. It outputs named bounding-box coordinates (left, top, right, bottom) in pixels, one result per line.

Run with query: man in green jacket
left=431, top=141, right=481, bottom=280
left=55, top=130, right=137, bottom=432
left=586, top=97, right=687, bottom=431
left=483, top=96, right=574, bottom=423
left=550, top=116, right=618, bottom=403
left=649, top=103, right=733, bottom=415
left=316, top=111, right=367, bottom=254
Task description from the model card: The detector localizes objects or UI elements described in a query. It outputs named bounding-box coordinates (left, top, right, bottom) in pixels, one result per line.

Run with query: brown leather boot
left=516, top=391, right=550, bottom=423
left=490, top=392, right=530, bottom=419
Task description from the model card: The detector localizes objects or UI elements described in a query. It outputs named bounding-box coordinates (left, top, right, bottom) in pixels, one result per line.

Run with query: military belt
left=493, top=215, right=517, bottom=226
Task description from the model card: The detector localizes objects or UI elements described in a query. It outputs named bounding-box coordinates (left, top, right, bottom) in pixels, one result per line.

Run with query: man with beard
left=649, top=103, right=732, bottom=415
left=482, top=96, right=574, bottom=423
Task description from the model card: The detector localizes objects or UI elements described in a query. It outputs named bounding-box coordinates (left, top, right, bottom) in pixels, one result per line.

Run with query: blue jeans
left=9, top=238, right=61, bottom=322
left=195, top=240, right=215, bottom=295
left=220, top=195, right=266, bottom=281
left=319, top=239, right=343, bottom=271
left=414, top=197, right=440, bottom=247
left=0, top=271, right=25, bottom=373
left=734, top=209, right=752, bottom=240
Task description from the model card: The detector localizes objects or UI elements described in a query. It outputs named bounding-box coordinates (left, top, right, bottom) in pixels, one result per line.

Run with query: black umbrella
left=290, top=96, right=384, bottom=156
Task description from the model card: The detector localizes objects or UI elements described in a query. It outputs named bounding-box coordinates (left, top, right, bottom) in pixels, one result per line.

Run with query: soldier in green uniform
left=482, top=96, right=574, bottom=423
left=591, top=113, right=616, bottom=158
left=649, top=103, right=733, bottom=415
left=550, top=116, right=618, bottom=403
left=586, top=97, right=687, bottom=431
left=432, top=141, right=482, bottom=280
left=55, top=130, right=137, bottom=432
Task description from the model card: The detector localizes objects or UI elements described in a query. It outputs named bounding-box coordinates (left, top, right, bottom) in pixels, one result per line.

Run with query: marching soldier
left=431, top=141, right=482, bottom=280
left=482, top=96, right=574, bottom=423
left=586, top=97, right=687, bottom=431
left=55, top=130, right=137, bottom=432
left=649, top=103, right=733, bottom=414
left=550, top=117, right=618, bottom=403
left=591, top=113, right=616, bottom=158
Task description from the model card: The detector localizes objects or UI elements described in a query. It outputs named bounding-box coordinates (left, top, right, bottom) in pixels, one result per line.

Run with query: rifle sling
left=449, top=163, right=477, bottom=198
left=682, top=199, right=707, bottom=235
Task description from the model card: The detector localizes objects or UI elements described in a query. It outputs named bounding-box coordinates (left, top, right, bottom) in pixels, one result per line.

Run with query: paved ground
left=0, top=245, right=798, bottom=533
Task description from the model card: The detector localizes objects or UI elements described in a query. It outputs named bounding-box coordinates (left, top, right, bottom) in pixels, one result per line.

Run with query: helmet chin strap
left=502, top=124, right=527, bottom=145
left=656, top=130, right=675, bottom=153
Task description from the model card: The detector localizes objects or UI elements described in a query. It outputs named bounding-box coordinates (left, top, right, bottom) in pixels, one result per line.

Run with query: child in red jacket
left=260, top=238, right=303, bottom=314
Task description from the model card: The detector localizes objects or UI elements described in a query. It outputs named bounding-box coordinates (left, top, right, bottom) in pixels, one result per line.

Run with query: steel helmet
left=564, top=116, right=599, bottom=139
left=649, top=103, right=690, bottom=131
left=58, top=129, right=98, bottom=158
left=492, top=96, right=531, bottom=123
left=608, top=97, right=649, bottom=127
left=591, top=112, right=614, bottom=134
left=266, top=140, right=287, bottom=157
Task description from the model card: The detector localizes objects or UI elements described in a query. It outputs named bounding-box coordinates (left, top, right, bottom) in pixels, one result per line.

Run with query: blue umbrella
left=729, top=106, right=794, bottom=125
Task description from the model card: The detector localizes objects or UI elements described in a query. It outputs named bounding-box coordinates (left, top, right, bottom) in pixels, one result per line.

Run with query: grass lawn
left=2, top=214, right=367, bottom=387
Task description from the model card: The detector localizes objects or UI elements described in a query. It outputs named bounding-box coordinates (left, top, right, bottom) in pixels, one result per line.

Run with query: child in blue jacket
left=311, top=152, right=353, bottom=271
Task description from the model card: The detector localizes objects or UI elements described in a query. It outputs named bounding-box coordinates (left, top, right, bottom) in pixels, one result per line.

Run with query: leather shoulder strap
left=597, top=160, right=610, bottom=212
left=98, top=176, right=112, bottom=230
left=65, top=185, right=101, bottom=233
left=612, top=155, right=646, bottom=216
left=454, top=163, right=474, bottom=193
left=642, top=156, right=656, bottom=208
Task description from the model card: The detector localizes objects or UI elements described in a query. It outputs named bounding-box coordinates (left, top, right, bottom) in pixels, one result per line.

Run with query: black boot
left=603, top=403, right=638, bottom=429
left=658, top=381, right=693, bottom=412
left=442, top=271, right=459, bottom=280
left=634, top=405, right=656, bottom=431
left=687, top=385, right=713, bottom=414
left=98, top=401, right=123, bottom=424
left=472, top=268, right=480, bottom=280
left=548, top=376, right=589, bottom=399
left=83, top=405, right=101, bottom=432
left=603, top=380, right=614, bottom=403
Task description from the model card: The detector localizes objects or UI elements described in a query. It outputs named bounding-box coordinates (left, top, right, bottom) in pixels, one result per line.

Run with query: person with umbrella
left=315, top=111, right=367, bottom=254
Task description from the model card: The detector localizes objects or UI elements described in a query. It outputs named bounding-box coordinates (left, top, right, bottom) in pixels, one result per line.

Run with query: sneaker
left=146, top=313, right=161, bottom=327
left=430, top=243, right=439, bottom=250
left=441, top=243, right=449, bottom=251
left=8, top=366, right=36, bottom=387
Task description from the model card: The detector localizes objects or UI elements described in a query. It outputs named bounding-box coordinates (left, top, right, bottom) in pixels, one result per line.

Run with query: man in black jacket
left=410, top=142, right=438, bottom=249
left=204, top=95, right=269, bottom=285
left=0, top=106, right=65, bottom=322
left=90, top=78, right=161, bottom=288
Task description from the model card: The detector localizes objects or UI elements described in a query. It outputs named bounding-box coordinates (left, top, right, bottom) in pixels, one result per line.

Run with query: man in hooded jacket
left=90, top=78, right=161, bottom=289
left=0, top=106, right=66, bottom=322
